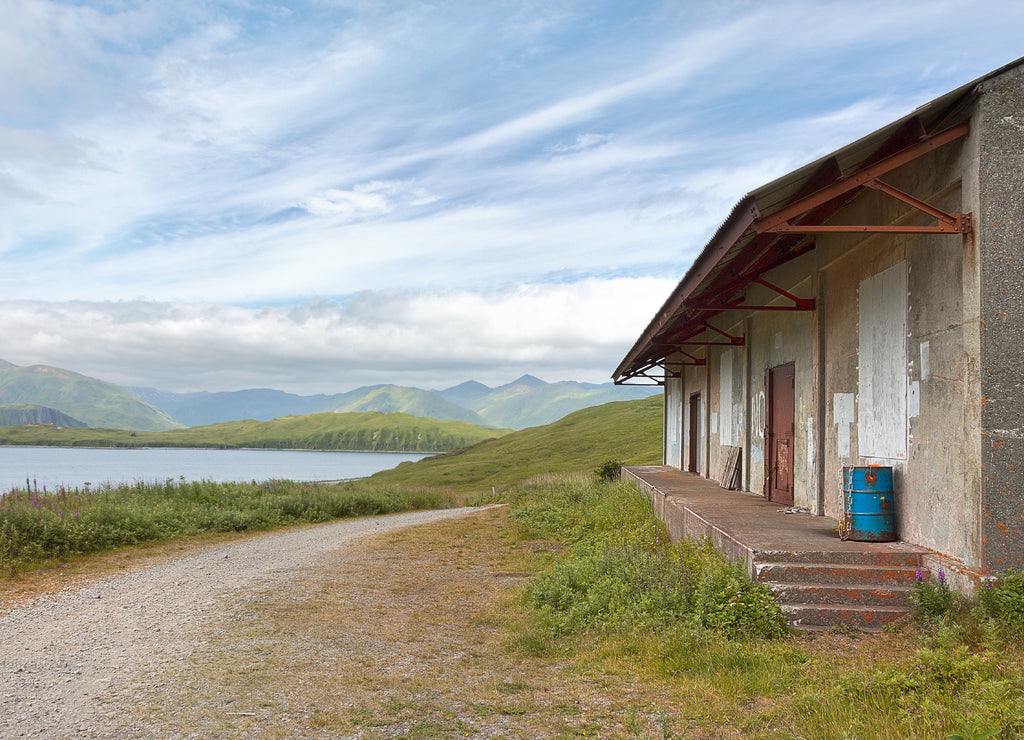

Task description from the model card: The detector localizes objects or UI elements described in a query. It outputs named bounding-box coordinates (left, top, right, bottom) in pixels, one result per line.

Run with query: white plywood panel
left=665, top=375, right=682, bottom=468
left=719, top=350, right=733, bottom=446
left=858, top=262, right=908, bottom=459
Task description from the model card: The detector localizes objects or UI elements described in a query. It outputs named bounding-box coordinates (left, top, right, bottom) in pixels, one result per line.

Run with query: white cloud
left=300, top=180, right=437, bottom=220
left=0, top=278, right=676, bottom=393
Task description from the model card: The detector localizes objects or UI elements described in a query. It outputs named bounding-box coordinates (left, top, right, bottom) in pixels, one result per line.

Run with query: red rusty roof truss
left=614, top=117, right=974, bottom=385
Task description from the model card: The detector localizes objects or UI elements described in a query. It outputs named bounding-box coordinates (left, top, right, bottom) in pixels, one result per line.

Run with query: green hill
left=0, top=362, right=181, bottom=432
left=459, top=375, right=659, bottom=429
left=367, top=394, right=664, bottom=491
left=327, top=385, right=491, bottom=426
left=0, top=404, right=86, bottom=427
left=0, top=411, right=510, bottom=452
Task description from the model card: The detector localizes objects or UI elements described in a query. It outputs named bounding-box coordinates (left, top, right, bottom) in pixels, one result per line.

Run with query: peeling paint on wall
left=807, top=416, right=815, bottom=469
left=719, top=350, right=733, bottom=445
left=858, top=262, right=908, bottom=460
left=752, top=390, right=765, bottom=440
left=920, top=340, right=930, bottom=381
left=834, top=393, right=855, bottom=459
left=909, top=380, right=920, bottom=419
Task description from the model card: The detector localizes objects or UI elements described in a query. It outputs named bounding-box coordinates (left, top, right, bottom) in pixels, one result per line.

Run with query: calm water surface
left=0, top=447, right=428, bottom=492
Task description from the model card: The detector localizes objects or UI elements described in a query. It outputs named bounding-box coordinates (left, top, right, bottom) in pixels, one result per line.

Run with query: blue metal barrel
left=842, top=466, right=896, bottom=542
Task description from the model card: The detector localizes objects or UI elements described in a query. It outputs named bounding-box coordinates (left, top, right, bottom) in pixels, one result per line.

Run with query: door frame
left=765, top=363, right=795, bottom=505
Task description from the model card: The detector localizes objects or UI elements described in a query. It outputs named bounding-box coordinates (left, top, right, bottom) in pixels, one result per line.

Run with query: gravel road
left=0, top=507, right=491, bottom=738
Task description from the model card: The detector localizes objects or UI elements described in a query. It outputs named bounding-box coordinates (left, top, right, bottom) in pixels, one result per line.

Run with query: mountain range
left=0, top=359, right=660, bottom=432
left=131, top=374, right=660, bottom=430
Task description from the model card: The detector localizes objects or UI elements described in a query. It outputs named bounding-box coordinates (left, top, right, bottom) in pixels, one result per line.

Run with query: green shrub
left=514, top=478, right=786, bottom=641
left=910, top=568, right=960, bottom=625
left=976, top=570, right=1024, bottom=633
left=594, top=459, right=622, bottom=482
left=525, top=540, right=787, bottom=640
left=526, top=547, right=692, bottom=634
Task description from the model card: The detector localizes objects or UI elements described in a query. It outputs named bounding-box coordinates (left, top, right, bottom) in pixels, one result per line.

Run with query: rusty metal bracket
left=689, top=278, right=815, bottom=312
left=615, top=359, right=675, bottom=386
left=672, top=322, right=745, bottom=348
left=753, top=277, right=816, bottom=310
left=754, top=121, right=973, bottom=237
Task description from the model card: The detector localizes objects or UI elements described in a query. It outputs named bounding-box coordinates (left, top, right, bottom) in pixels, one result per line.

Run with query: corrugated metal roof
left=614, top=56, right=1024, bottom=383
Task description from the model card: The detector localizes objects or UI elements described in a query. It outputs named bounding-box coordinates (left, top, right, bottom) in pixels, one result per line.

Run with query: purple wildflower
left=937, top=570, right=946, bottom=585
left=985, top=581, right=994, bottom=590
left=915, top=568, right=926, bottom=583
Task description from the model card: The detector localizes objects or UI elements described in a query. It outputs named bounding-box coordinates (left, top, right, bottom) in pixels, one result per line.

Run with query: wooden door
left=688, top=393, right=700, bottom=473
left=766, top=363, right=795, bottom=505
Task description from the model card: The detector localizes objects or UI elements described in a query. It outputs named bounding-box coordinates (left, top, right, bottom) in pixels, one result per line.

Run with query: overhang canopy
left=613, top=58, right=1024, bottom=385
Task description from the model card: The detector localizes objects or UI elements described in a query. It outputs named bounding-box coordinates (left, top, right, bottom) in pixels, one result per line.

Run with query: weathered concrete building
left=615, top=58, right=1024, bottom=592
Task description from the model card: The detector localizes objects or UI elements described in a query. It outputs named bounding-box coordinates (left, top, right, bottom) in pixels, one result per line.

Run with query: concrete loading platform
left=624, top=465, right=929, bottom=630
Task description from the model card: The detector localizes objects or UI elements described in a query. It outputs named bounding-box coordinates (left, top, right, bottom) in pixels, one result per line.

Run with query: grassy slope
left=0, top=404, right=87, bottom=427
left=368, top=394, right=663, bottom=491
left=0, top=365, right=181, bottom=431
left=328, top=384, right=493, bottom=426
left=0, top=412, right=511, bottom=453
left=470, top=380, right=658, bottom=429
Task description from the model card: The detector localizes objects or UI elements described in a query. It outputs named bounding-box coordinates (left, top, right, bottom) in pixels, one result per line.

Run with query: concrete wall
left=657, top=67, right=1024, bottom=583
left=977, top=65, right=1024, bottom=573
left=817, top=132, right=978, bottom=574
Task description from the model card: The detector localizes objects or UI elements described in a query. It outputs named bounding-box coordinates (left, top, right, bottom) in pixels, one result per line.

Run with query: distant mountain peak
left=0, top=359, right=18, bottom=372
left=505, top=374, right=546, bottom=388
left=442, top=380, right=491, bottom=393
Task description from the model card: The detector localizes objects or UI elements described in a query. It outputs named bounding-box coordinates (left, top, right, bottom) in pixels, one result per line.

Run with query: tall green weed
left=512, top=479, right=787, bottom=640
left=0, top=479, right=454, bottom=572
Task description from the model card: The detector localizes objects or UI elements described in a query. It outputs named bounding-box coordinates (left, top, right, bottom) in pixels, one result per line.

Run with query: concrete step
left=770, top=582, right=913, bottom=608
left=755, top=562, right=919, bottom=587
left=754, top=548, right=923, bottom=568
left=781, top=603, right=909, bottom=631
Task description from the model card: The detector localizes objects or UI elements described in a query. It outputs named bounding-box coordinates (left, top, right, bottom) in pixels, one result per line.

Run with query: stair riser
left=755, top=550, right=922, bottom=568
left=782, top=605, right=907, bottom=630
left=756, top=563, right=918, bottom=587
left=771, top=584, right=911, bottom=607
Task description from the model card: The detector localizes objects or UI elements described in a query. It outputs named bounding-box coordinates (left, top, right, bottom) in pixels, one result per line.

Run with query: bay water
left=0, top=446, right=428, bottom=492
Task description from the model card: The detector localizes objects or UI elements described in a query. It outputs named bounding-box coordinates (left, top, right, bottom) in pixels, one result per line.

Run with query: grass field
left=106, top=478, right=1024, bottom=739
left=367, top=394, right=664, bottom=491
left=4, top=392, right=1023, bottom=738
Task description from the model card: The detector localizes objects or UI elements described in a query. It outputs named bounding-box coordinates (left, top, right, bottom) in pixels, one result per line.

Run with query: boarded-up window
left=665, top=374, right=682, bottom=468
left=858, top=262, right=908, bottom=459
left=719, top=350, right=733, bottom=446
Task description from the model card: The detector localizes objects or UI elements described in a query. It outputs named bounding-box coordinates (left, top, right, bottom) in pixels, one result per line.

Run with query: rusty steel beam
left=863, top=179, right=960, bottom=226
left=703, top=322, right=745, bottom=345
left=688, top=303, right=814, bottom=311
left=766, top=220, right=969, bottom=234
left=754, top=120, right=970, bottom=234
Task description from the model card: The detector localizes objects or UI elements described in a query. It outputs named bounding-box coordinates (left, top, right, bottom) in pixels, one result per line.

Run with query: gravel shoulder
left=0, top=507, right=495, bottom=739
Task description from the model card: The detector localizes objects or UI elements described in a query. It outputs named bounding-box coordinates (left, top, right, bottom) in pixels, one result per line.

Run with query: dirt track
left=0, top=507, right=492, bottom=738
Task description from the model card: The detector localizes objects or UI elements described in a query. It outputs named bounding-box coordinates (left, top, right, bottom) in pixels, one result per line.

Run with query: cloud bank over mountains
left=0, top=277, right=673, bottom=392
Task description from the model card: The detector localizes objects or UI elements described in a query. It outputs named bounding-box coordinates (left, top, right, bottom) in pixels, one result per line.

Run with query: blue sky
left=1, top=0, right=1022, bottom=393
